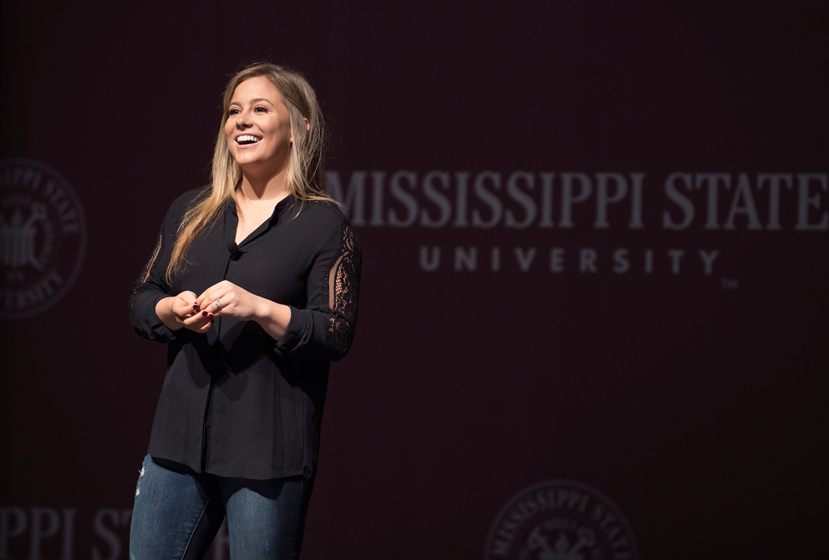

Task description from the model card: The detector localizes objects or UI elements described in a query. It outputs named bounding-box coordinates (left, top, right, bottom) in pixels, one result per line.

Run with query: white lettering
left=663, top=173, right=694, bottom=230
left=594, top=172, right=628, bottom=229
left=757, top=173, right=793, bottom=230
left=613, top=248, right=629, bottom=274
left=453, top=172, right=471, bottom=227
left=795, top=173, right=828, bottom=230
left=328, top=169, right=826, bottom=232
left=629, top=173, right=645, bottom=229
left=90, top=509, right=130, bottom=560
left=370, top=171, right=386, bottom=226
left=550, top=248, right=564, bottom=272
left=0, top=507, right=27, bottom=560
left=454, top=247, right=477, bottom=271
left=491, top=246, right=501, bottom=272
left=699, top=250, right=719, bottom=275
left=539, top=172, right=555, bottom=228
left=388, top=171, right=418, bottom=227
left=668, top=249, right=684, bottom=274
left=59, top=509, right=76, bottom=560
left=505, top=172, right=536, bottom=229
left=325, top=170, right=366, bottom=225
left=724, top=173, right=762, bottom=230
left=514, top=247, right=537, bottom=272
left=419, top=246, right=440, bottom=271
left=29, top=508, right=59, bottom=560
left=472, top=171, right=503, bottom=228
left=695, top=173, right=731, bottom=230
left=420, top=171, right=452, bottom=228
left=559, top=172, right=592, bottom=228
left=580, top=248, right=598, bottom=273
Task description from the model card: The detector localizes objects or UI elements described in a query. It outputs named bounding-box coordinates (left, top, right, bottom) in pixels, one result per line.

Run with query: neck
left=238, top=166, right=290, bottom=202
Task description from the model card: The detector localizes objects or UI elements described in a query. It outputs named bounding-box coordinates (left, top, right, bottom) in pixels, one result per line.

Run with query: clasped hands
left=161, top=280, right=260, bottom=333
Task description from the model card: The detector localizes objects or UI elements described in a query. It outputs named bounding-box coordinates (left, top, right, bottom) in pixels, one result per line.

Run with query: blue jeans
left=129, top=454, right=309, bottom=560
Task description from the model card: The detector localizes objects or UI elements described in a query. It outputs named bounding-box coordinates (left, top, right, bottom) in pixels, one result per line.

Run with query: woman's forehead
left=230, top=76, right=283, bottom=104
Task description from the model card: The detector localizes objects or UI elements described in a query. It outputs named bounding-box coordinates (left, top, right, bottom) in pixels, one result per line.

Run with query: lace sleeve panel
left=325, top=222, right=362, bottom=358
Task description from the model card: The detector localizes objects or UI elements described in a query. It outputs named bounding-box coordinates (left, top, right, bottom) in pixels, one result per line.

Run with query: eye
left=254, top=106, right=268, bottom=113
left=228, top=108, right=241, bottom=116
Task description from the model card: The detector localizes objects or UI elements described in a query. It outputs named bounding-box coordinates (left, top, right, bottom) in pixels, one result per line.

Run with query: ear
left=290, top=118, right=311, bottom=144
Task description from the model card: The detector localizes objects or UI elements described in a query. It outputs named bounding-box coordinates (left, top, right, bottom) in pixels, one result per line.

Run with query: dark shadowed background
left=2, top=2, right=828, bottom=559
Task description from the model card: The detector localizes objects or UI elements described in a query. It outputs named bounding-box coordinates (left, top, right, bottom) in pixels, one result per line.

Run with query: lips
left=236, top=135, right=262, bottom=145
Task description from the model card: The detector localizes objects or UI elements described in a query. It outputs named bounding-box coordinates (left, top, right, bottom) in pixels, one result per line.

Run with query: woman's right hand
left=155, top=291, right=214, bottom=332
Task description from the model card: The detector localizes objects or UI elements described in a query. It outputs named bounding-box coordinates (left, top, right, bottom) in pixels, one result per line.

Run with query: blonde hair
left=166, top=62, right=334, bottom=282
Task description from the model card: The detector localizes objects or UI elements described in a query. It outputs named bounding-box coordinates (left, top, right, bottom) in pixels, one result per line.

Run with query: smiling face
left=224, top=76, right=294, bottom=175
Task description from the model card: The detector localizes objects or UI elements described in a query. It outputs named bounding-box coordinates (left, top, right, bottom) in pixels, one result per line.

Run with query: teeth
left=237, top=135, right=261, bottom=144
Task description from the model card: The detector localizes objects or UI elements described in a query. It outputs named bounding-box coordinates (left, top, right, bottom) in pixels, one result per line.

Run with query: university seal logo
left=0, top=159, right=87, bottom=319
left=484, top=479, right=638, bottom=560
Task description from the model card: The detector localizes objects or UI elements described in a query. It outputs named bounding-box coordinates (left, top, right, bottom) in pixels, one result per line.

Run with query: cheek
left=279, top=119, right=293, bottom=140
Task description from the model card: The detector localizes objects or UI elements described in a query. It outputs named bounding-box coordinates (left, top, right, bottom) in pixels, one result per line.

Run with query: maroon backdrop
left=2, top=2, right=828, bottom=559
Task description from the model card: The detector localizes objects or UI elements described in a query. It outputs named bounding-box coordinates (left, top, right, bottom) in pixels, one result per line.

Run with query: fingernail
left=208, top=313, right=214, bottom=319
left=209, top=318, right=215, bottom=324
left=202, top=311, right=208, bottom=317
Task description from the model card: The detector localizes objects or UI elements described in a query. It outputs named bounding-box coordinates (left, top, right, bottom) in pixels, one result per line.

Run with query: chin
left=234, top=155, right=259, bottom=166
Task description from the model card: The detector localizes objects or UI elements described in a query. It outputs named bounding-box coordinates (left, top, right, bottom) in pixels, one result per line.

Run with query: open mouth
left=236, top=135, right=262, bottom=145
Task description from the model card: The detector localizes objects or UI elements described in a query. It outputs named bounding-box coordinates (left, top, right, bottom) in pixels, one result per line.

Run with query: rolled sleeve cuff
left=273, top=305, right=312, bottom=357
left=134, top=292, right=177, bottom=342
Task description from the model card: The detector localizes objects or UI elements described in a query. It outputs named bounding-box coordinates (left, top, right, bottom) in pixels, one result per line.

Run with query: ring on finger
left=213, top=298, right=223, bottom=310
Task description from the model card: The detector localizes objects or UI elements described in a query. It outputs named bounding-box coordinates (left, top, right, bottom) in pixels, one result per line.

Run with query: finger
left=173, top=300, right=198, bottom=320
left=184, top=320, right=213, bottom=333
left=196, top=281, right=229, bottom=303
left=203, top=297, right=222, bottom=317
left=182, top=311, right=214, bottom=328
left=197, top=283, right=236, bottom=315
left=210, top=291, right=234, bottom=316
left=184, top=292, right=204, bottom=314
left=195, top=289, right=209, bottom=305
left=178, top=308, right=198, bottom=321
left=195, top=316, right=215, bottom=332
left=179, top=291, right=198, bottom=309
left=194, top=288, right=218, bottom=311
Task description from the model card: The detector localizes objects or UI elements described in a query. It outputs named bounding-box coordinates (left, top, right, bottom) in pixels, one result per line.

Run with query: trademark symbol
left=721, top=278, right=739, bottom=291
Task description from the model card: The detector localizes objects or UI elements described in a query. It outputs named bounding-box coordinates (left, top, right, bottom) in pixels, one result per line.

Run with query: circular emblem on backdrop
left=484, top=479, right=638, bottom=560
left=0, top=158, right=87, bottom=319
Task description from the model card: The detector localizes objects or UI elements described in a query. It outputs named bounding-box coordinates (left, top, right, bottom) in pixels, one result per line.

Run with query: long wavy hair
left=166, top=62, right=334, bottom=282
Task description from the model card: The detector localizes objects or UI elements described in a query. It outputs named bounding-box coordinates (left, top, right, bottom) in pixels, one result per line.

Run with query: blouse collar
left=229, top=193, right=297, bottom=223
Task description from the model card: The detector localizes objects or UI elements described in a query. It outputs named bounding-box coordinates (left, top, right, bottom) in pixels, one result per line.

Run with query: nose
left=236, top=109, right=252, bottom=129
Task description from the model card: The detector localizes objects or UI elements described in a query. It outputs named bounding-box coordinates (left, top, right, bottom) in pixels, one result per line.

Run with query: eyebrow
left=229, top=97, right=274, bottom=106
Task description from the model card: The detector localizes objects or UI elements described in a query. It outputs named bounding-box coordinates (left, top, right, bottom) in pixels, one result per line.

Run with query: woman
left=128, top=62, right=360, bottom=559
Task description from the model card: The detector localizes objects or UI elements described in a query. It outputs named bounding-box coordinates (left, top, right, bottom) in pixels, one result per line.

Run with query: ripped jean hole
left=135, top=464, right=145, bottom=498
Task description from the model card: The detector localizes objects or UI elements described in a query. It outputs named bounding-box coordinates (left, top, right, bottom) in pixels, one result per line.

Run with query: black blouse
left=129, top=189, right=361, bottom=480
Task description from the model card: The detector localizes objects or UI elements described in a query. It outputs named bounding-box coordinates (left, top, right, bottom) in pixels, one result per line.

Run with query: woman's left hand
left=195, top=280, right=261, bottom=321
